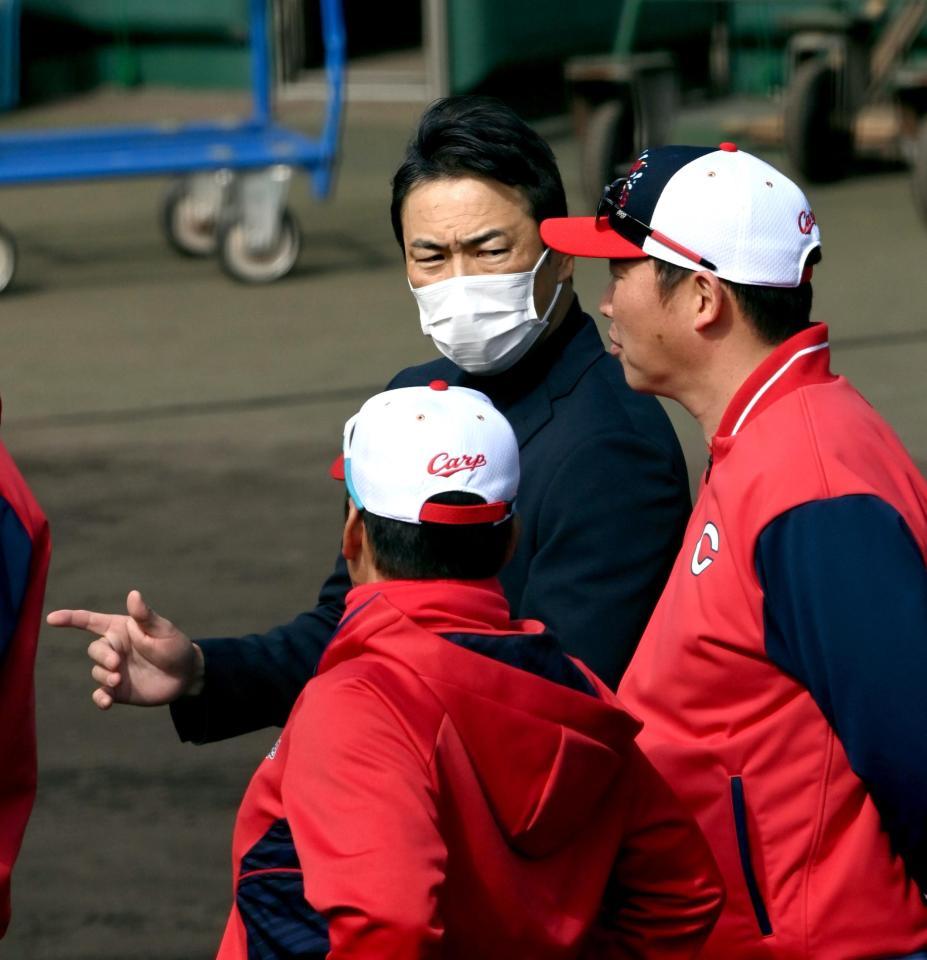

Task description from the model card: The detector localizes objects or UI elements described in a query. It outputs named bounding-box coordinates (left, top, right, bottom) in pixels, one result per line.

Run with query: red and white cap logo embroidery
left=798, top=209, right=816, bottom=235
left=428, top=452, right=487, bottom=477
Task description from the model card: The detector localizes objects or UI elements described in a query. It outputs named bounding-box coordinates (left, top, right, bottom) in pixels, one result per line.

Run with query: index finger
left=46, top=609, right=115, bottom=634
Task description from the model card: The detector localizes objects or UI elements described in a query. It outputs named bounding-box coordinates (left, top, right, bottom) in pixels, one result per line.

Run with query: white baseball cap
left=331, top=380, right=519, bottom=525
left=541, top=143, right=821, bottom=287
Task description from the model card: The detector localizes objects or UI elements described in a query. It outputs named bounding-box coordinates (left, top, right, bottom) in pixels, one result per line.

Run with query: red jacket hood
left=318, top=579, right=642, bottom=857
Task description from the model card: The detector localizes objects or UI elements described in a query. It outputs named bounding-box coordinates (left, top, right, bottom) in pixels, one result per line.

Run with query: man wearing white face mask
left=51, top=98, right=692, bottom=747
left=410, top=246, right=562, bottom=374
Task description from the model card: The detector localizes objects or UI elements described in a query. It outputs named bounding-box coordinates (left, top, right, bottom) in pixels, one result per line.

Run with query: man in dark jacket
left=49, top=98, right=690, bottom=740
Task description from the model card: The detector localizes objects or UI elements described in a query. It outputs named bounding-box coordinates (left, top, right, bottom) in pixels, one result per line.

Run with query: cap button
left=429, top=379, right=449, bottom=391
left=719, top=142, right=738, bottom=152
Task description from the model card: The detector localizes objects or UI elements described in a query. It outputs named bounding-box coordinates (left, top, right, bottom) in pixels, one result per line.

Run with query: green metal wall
left=447, top=0, right=626, bottom=94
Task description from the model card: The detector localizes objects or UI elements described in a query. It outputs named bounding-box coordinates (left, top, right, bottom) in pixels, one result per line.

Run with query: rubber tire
left=911, top=117, right=927, bottom=227
left=161, top=180, right=220, bottom=258
left=0, top=224, right=16, bottom=294
left=581, top=101, right=634, bottom=209
left=784, top=58, right=853, bottom=183
left=217, top=208, right=301, bottom=284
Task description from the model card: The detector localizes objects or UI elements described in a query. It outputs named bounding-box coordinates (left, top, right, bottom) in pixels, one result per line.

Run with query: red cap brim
left=419, top=501, right=510, bottom=525
left=329, top=453, right=345, bottom=480
left=540, top=216, right=648, bottom=260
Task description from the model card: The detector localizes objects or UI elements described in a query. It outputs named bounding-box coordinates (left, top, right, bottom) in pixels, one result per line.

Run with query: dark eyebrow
left=461, top=229, right=507, bottom=247
left=408, top=229, right=509, bottom=252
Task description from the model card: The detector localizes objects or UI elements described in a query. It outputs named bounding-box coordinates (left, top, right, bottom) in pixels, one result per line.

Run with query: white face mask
left=409, top=248, right=563, bottom=375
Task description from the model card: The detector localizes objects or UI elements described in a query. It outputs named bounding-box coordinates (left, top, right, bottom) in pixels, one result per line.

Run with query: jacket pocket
left=730, top=775, right=773, bottom=936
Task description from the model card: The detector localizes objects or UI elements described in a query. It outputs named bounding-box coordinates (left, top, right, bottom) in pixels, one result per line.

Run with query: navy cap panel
left=617, top=145, right=716, bottom=223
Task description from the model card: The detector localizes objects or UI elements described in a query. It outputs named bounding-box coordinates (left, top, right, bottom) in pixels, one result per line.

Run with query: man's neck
left=678, top=338, right=775, bottom=446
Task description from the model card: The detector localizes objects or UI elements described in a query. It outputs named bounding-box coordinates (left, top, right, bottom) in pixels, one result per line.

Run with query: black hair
left=390, top=96, right=568, bottom=248
left=651, top=252, right=821, bottom=346
left=361, top=491, right=515, bottom=580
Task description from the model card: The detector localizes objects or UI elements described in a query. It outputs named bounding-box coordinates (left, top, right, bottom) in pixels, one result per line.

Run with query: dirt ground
left=0, top=90, right=925, bottom=958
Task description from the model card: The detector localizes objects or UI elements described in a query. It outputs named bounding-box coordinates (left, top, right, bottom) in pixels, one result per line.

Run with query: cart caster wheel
left=161, top=180, right=221, bottom=258
left=911, top=117, right=927, bottom=227
left=784, top=58, right=853, bottom=183
left=582, top=101, right=634, bottom=208
left=217, top=209, right=301, bottom=284
left=0, top=225, right=16, bottom=294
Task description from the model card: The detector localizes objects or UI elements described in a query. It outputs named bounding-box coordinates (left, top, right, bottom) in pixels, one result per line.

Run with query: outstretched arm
left=169, top=550, right=350, bottom=742
left=48, top=548, right=349, bottom=743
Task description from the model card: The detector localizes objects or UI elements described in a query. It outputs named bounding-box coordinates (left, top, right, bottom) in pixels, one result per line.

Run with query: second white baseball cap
left=332, top=380, right=519, bottom=525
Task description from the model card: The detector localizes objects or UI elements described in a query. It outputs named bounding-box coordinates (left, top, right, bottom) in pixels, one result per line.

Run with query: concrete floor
left=0, top=89, right=925, bottom=957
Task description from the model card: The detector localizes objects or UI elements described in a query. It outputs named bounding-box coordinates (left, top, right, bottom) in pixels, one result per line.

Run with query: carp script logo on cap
left=541, top=143, right=822, bottom=287
left=332, top=380, right=519, bottom=525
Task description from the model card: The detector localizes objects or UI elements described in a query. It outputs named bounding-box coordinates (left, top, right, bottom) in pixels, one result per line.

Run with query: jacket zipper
left=730, top=776, right=773, bottom=936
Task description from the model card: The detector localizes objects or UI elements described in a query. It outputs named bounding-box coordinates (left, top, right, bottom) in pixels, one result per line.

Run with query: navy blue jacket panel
left=172, top=298, right=691, bottom=743
left=0, top=498, right=32, bottom=664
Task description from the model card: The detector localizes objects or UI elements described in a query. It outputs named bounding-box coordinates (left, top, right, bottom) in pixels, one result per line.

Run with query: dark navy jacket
left=171, top=297, right=691, bottom=743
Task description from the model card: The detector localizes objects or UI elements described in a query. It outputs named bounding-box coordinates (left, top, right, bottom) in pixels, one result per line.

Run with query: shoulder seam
left=797, top=388, right=833, bottom=499
left=320, top=661, right=447, bottom=771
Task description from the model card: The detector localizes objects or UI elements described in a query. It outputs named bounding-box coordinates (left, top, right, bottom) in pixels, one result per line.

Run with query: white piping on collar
left=731, top=342, right=829, bottom=436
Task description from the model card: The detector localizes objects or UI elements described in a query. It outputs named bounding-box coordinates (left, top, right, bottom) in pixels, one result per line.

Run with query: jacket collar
left=452, top=295, right=604, bottom=448
left=712, top=324, right=835, bottom=458
left=337, top=578, right=527, bottom=640
left=319, top=578, right=638, bottom=748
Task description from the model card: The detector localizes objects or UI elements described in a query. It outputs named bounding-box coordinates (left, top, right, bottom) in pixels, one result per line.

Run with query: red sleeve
left=582, top=744, right=725, bottom=959
left=280, top=671, right=446, bottom=959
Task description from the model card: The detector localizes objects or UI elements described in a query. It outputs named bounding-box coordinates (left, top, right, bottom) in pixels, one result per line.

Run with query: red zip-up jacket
left=216, top=578, right=723, bottom=959
left=0, top=434, right=50, bottom=938
left=620, top=325, right=927, bottom=958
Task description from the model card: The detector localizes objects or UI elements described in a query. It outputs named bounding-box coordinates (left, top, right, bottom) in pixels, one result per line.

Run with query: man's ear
left=342, top=500, right=364, bottom=561
left=553, top=250, right=574, bottom=283
left=691, top=270, right=724, bottom=333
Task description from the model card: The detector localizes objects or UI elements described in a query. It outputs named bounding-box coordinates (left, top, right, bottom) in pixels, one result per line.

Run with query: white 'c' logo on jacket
left=691, top=522, right=720, bottom=576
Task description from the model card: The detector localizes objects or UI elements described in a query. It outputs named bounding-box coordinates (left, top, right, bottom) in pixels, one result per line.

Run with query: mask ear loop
left=529, top=247, right=562, bottom=323
left=530, top=247, right=551, bottom=274
left=538, top=281, right=563, bottom=324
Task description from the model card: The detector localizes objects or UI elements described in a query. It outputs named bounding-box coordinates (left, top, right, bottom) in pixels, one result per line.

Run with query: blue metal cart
left=0, top=0, right=346, bottom=290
